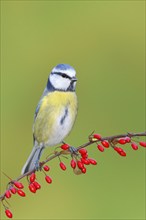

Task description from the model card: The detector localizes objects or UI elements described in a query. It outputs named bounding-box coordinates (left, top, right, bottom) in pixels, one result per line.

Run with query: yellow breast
left=33, top=91, right=78, bottom=145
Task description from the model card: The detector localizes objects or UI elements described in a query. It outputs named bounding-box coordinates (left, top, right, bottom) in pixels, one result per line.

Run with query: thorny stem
left=0, top=131, right=145, bottom=201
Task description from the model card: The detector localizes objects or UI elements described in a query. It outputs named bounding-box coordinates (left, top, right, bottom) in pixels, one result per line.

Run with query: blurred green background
left=1, top=1, right=145, bottom=219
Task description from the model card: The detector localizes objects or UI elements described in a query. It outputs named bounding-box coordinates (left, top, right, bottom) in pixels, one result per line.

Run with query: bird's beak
left=71, top=77, right=77, bottom=82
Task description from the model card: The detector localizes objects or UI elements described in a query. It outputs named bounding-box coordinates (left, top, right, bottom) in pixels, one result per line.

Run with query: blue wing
left=33, top=88, right=49, bottom=143
left=34, top=88, right=49, bottom=121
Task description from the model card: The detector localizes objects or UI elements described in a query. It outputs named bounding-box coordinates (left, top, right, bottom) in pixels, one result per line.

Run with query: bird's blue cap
left=51, top=64, right=76, bottom=77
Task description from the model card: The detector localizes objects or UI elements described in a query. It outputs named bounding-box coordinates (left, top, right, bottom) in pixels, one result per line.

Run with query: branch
left=1, top=131, right=146, bottom=218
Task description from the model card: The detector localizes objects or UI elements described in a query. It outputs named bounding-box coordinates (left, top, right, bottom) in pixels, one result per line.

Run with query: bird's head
left=48, top=64, right=77, bottom=92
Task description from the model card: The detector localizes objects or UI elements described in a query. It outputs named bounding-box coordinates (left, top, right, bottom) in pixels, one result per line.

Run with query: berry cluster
left=93, top=134, right=146, bottom=157
left=3, top=181, right=25, bottom=218
left=1, top=132, right=146, bottom=219
left=2, top=165, right=52, bottom=218
left=60, top=144, right=97, bottom=174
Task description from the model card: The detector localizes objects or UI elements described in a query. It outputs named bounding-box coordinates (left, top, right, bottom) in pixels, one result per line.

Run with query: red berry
left=81, top=158, right=90, bottom=165
left=89, top=158, right=97, bottom=165
left=79, top=148, right=87, bottom=155
left=81, top=167, right=87, bottom=174
left=60, top=162, right=66, bottom=171
left=118, top=138, right=126, bottom=145
left=139, top=141, right=146, bottom=148
left=70, top=159, right=76, bottom=169
left=17, top=189, right=26, bottom=197
left=5, top=190, right=11, bottom=199
left=125, top=137, right=131, bottom=143
left=29, top=183, right=36, bottom=193
left=114, top=147, right=122, bottom=152
left=14, top=181, right=24, bottom=189
left=5, top=209, right=13, bottom=218
left=97, top=144, right=104, bottom=152
left=45, top=175, right=52, bottom=184
left=101, top=140, right=109, bottom=148
left=114, top=147, right=126, bottom=156
left=61, top=144, right=69, bottom=150
left=10, top=187, right=17, bottom=194
left=33, top=181, right=41, bottom=189
left=131, top=142, right=138, bottom=150
left=77, top=161, right=84, bottom=169
left=93, top=133, right=102, bottom=140
left=119, top=150, right=126, bottom=156
left=81, top=153, right=88, bottom=159
left=43, top=165, right=50, bottom=172
left=30, top=173, right=36, bottom=183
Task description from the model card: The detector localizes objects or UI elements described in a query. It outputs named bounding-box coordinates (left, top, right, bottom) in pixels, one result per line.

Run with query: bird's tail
left=21, top=146, right=44, bottom=175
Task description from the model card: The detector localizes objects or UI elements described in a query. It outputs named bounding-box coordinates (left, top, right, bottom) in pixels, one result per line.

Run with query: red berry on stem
left=30, top=173, right=36, bottom=183
left=86, top=159, right=91, bottom=164
left=70, top=159, right=76, bottom=169
left=61, top=144, right=69, bottom=150
left=29, top=183, right=36, bottom=193
left=81, top=153, right=88, bottom=159
left=81, top=167, right=87, bottom=174
left=125, top=137, right=131, bottom=143
left=17, top=189, right=26, bottom=197
left=139, top=141, right=146, bottom=148
left=5, top=209, right=13, bottom=219
left=33, top=181, right=41, bottom=189
left=43, top=165, right=50, bottom=172
left=60, top=162, right=66, bottom=171
left=118, top=138, right=126, bottom=145
left=101, top=140, right=109, bottom=148
left=114, top=147, right=126, bottom=156
left=79, top=148, right=87, bottom=155
left=114, top=147, right=123, bottom=152
left=77, top=161, right=84, bottom=169
left=119, top=150, right=126, bottom=156
left=93, top=133, right=102, bottom=140
left=5, top=190, right=11, bottom=199
left=14, top=181, right=24, bottom=189
left=10, top=187, right=17, bottom=194
left=89, top=158, right=97, bottom=165
left=45, top=175, right=52, bottom=184
left=97, top=144, right=104, bottom=152
left=81, top=158, right=90, bottom=165
left=131, top=142, right=138, bottom=150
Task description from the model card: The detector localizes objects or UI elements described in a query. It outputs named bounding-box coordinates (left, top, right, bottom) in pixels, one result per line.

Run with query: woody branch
left=0, top=131, right=146, bottom=218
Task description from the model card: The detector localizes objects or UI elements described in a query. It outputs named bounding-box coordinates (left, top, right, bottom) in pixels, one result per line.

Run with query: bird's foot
left=34, top=160, right=42, bottom=171
left=68, top=146, right=78, bottom=156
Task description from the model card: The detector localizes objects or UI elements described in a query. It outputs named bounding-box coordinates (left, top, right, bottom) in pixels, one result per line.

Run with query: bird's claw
left=69, top=146, right=78, bottom=155
left=34, top=160, right=41, bottom=171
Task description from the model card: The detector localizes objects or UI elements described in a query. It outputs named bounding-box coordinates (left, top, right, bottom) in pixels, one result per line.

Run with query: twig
left=0, top=131, right=146, bottom=203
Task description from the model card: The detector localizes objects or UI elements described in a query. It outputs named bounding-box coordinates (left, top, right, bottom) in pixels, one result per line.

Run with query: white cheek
left=50, top=75, right=70, bottom=90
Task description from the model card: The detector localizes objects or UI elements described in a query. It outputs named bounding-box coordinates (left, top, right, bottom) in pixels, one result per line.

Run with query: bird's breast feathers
left=33, top=91, right=78, bottom=146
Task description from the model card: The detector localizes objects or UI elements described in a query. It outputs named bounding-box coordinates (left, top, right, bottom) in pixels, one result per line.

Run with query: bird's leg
left=35, top=147, right=45, bottom=171
left=35, top=160, right=41, bottom=171
left=62, top=141, right=78, bottom=156
left=68, top=146, right=78, bottom=156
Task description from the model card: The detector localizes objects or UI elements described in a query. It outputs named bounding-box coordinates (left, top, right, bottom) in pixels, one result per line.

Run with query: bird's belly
left=33, top=91, right=77, bottom=147
left=45, top=111, right=74, bottom=146
left=34, top=105, right=77, bottom=147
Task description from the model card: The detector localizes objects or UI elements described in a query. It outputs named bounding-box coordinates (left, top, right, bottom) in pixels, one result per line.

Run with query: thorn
left=2, top=172, right=12, bottom=181
left=4, top=198, right=11, bottom=208
left=46, top=152, right=55, bottom=160
left=88, top=130, right=95, bottom=138
left=2, top=199, right=11, bottom=209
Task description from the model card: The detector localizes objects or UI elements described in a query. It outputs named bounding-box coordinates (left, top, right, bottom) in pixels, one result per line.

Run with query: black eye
left=62, top=73, right=68, bottom=78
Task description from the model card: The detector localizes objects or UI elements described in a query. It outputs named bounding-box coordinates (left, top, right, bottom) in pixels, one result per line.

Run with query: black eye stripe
left=52, top=72, right=72, bottom=80
left=61, top=73, right=68, bottom=78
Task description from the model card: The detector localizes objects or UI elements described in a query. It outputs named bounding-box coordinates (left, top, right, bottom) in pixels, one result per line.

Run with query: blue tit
left=21, top=64, right=78, bottom=174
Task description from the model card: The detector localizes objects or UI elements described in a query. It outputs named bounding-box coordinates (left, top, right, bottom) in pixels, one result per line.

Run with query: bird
left=21, top=64, right=78, bottom=174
